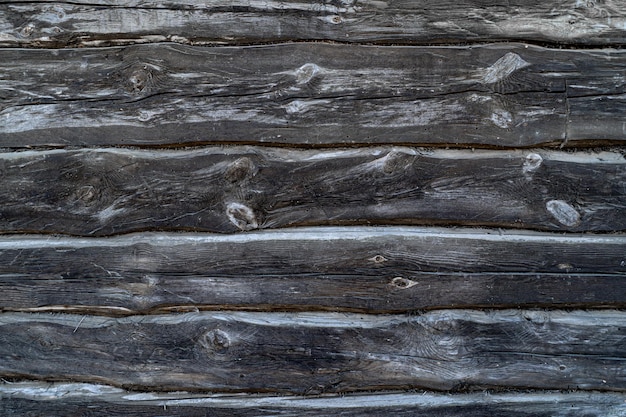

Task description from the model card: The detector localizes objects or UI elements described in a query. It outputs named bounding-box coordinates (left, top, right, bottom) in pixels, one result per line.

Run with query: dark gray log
left=1, top=310, right=625, bottom=393
left=2, top=1, right=626, bottom=47
left=0, top=147, right=624, bottom=235
left=2, top=43, right=626, bottom=147
left=0, top=228, right=625, bottom=314
left=2, top=383, right=625, bottom=417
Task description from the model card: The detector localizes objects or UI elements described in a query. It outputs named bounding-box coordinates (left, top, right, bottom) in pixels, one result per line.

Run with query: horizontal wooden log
left=0, top=147, right=624, bottom=235
left=2, top=1, right=626, bottom=47
left=1, top=310, right=625, bottom=393
left=2, top=383, right=626, bottom=417
left=2, top=43, right=626, bottom=147
left=1, top=228, right=625, bottom=314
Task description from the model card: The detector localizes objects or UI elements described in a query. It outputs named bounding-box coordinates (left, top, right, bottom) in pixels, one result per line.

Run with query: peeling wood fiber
left=2, top=383, right=626, bottom=417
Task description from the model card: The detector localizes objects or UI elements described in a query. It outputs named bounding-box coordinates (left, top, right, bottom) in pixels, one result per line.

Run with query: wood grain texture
left=2, top=1, right=626, bottom=47
left=0, top=228, right=625, bottom=314
left=1, top=310, right=625, bottom=393
left=2, top=0, right=626, bottom=413
left=2, top=383, right=626, bottom=417
left=0, top=147, right=624, bottom=235
left=2, top=43, right=626, bottom=147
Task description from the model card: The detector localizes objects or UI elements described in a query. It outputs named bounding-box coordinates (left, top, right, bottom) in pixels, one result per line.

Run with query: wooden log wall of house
left=0, top=1, right=625, bottom=415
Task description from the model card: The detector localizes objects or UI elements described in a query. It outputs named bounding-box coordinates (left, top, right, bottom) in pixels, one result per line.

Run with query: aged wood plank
left=0, top=147, right=624, bottom=235
left=2, top=1, right=626, bottom=47
left=0, top=228, right=625, bottom=314
left=2, top=43, right=626, bottom=147
left=2, top=383, right=626, bottom=417
left=1, top=310, right=625, bottom=393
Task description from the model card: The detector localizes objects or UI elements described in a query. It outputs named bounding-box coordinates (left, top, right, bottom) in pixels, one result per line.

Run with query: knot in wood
left=391, top=277, right=418, bottom=289
left=490, top=108, right=512, bottom=129
left=226, top=202, right=259, bottom=231
left=523, top=153, right=543, bottom=174
left=383, top=150, right=412, bottom=174
left=557, top=263, right=574, bottom=272
left=369, top=254, right=387, bottom=264
left=124, top=62, right=161, bottom=94
left=201, top=329, right=231, bottom=354
left=546, top=200, right=581, bottom=227
left=20, top=24, right=35, bottom=37
left=129, top=68, right=150, bottom=93
left=319, top=15, right=344, bottom=24
left=76, top=185, right=96, bottom=203
left=224, top=157, right=256, bottom=183
left=294, top=63, right=322, bottom=84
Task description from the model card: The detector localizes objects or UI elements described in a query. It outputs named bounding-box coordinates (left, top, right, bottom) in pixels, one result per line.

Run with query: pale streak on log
left=481, top=52, right=531, bottom=84
left=1, top=382, right=625, bottom=417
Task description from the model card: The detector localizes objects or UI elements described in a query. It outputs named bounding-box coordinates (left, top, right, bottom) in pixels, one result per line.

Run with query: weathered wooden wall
left=1, top=1, right=625, bottom=416
left=4, top=43, right=626, bottom=148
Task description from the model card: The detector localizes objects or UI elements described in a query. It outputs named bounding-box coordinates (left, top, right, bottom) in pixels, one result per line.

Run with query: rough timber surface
left=2, top=0, right=626, bottom=414
left=2, top=43, right=626, bottom=147
left=1, top=310, right=625, bottom=393
left=0, top=228, right=625, bottom=314
left=0, top=147, right=624, bottom=235
left=2, top=383, right=626, bottom=417
left=2, top=1, right=626, bottom=47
